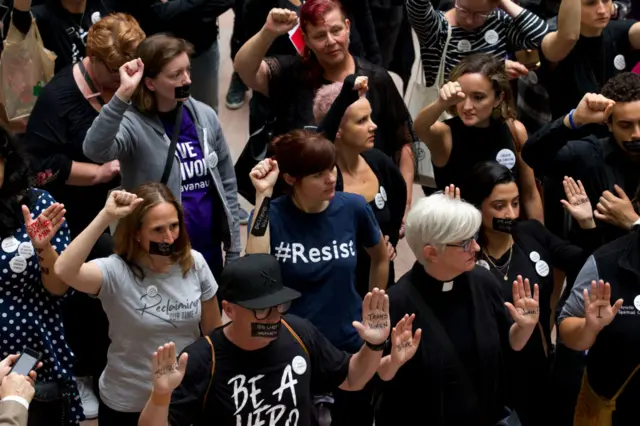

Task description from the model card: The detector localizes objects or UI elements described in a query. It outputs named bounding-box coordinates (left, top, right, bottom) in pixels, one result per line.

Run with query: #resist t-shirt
left=160, top=107, right=220, bottom=267
left=268, top=192, right=381, bottom=351
left=92, top=249, right=217, bottom=412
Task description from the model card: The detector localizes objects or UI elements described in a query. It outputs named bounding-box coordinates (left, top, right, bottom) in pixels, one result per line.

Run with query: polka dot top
left=0, top=189, right=83, bottom=424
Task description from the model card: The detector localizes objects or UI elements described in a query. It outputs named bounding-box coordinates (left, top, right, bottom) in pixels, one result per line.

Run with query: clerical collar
left=442, top=281, right=454, bottom=292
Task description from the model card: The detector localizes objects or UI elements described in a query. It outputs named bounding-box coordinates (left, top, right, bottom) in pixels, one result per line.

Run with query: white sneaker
left=75, top=376, right=99, bottom=419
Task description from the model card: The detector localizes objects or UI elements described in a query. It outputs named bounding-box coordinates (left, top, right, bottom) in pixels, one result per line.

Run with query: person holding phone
left=0, top=354, right=39, bottom=426
left=0, top=130, right=81, bottom=425
left=54, top=183, right=222, bottom=426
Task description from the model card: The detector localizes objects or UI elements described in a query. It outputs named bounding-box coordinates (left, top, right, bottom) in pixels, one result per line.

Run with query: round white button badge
left=380, top=186, right=388, bottom=202
left=476, top=259, right=490, bottom=270
left=18, top=242, right=34, bottom=259
left=292, top=355, right=307, bottom=375
left=633, top=295, right=640, bottom=311
left=529, top=251, right=540, bottom=263
left=1, top=237, right=19, bottom=253
left=614, top=54, right=626, bottom=71
left=496, top=149, right=516, bottom=170
left=146, top=285, right=159, bottom=298
left=457, top=40, right=472, bottom=52
left=535, top=260, right=550, bottom=277
left=527, top=71, right=538, bottom=85
left=207, top=152, right=218, bottom=169
left=9, top=256, right=27, bottom=274
left=484, top=30, right=499, bottom=45
left=375, top=193, right=385, bottom=209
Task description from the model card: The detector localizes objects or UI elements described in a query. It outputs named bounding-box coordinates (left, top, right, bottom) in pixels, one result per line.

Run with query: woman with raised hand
left=234, top=0, right=416, bottom=215
left=54, top=183, right=222, bottom=426
left=312, top=75, right=406, bottom=296
left=245, top=130, right=389, bottom=426
left=414, top=53, right=543, bottom=221
left=459, top=162, right=603, bottom=425
left=82, top=34, right=241, bottom=278
left=0, top=129, right=82, bottom=424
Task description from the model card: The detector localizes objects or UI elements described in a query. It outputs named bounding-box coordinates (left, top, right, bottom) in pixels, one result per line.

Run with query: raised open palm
left=151, top=342, right=188, bottom=395
left=22, top=203, right=66, bottom=249
left=353, top=288, right=390, bottom=345
left=505, top=275, right=540, bottom=329
left=584, top=280, right=623, bottom=332
left=560, top=176, right=593, bottom=225
left=390, top=314, right=422, bottom=367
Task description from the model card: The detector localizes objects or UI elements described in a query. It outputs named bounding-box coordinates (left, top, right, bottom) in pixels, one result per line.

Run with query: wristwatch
left=365, top=338, right=389, bottom=351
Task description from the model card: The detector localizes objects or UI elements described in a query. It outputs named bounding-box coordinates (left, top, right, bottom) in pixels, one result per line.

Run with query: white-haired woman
left=375, top=192, right=540, bottom=426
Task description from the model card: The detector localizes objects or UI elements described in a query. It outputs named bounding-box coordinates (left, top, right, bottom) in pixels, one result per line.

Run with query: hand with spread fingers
left=560, top=176, right=595, bottom=229
left=584, top=280, right=623, bottom=333
left=390, top=314, right=422, bottom=367
left=22, top=203, right=66, bottom=249
left=353, top=288, right=390, bottom=346
left=505, top=275, right=540, bottom=329
left=595, top=185, right=639, bottom=230
left=151, top=342, right=188, bottom=396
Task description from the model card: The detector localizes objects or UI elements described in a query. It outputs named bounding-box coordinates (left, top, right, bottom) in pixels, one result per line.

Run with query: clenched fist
left=572, top=93, right=615, bottom=127
left=437, top=81, right=466, bottom=108
left=250, top=158, right=279, bottom=197
left=264, top=8, right=298, bottom=37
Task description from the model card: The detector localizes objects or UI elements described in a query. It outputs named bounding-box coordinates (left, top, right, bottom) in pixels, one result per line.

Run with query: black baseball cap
left=220, top=254, right=301, bottom=310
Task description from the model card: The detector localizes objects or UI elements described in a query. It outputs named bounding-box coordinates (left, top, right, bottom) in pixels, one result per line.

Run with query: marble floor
left=80, top=8, right=423, bottom=425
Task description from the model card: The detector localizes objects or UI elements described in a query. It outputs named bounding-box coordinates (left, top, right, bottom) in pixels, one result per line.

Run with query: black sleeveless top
left=433, top=116, right=519, bottom=189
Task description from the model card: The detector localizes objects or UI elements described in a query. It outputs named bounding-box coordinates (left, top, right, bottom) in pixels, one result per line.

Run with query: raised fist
left=250, top=158, right=279, bottom=196
left=117, top=58, right=145, bottom=100
left=104, top=190, right=144, bottom=220
left=264, top=8, right=299, bottom=36
left=573, top=93, right=615, bottom=126
left=438, top=81, right=466, bottom=107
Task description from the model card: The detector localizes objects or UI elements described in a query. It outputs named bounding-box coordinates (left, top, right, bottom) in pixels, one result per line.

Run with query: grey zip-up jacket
left=83, top=94, right=241, bottom=263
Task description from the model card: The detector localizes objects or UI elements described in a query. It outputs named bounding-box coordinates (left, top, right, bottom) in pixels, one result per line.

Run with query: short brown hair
left=86, top=13, right=145, bottom=72
left=131, top=34, right=194, bottom=115
left=271, top=129, right=336, bottom=179
left=446, top=53, right=516, bottom=120
left=113, top=182, right=193, bottom=280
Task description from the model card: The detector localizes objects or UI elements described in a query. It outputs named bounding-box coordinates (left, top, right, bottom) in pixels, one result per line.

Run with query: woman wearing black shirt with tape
left=313, top=75, right=406, bottom=296
left=460, top=162, right=602, bottom=426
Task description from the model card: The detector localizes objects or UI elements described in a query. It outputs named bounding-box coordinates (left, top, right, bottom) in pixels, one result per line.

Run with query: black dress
left=434, top=116, right=519, bottom=190
left=477, top=220, right=602, bottom=426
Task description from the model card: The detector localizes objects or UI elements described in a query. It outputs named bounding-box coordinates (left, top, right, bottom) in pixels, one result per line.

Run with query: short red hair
left=299, top=0, right=347, bottom=34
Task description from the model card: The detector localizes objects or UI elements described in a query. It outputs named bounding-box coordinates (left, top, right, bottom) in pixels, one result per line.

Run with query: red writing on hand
left=27, top=219, right=51, bottom=241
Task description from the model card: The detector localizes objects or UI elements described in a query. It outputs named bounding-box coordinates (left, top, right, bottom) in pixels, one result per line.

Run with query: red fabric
left=633, top=61, right=640, bottom=74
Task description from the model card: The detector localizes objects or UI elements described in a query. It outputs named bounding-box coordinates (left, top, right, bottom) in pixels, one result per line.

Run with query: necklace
left=483, top=244, right=513, bottom=281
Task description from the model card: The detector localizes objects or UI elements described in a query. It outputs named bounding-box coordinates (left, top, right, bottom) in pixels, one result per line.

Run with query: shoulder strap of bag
left=434, top=22, right=453, bottom=88
left=77, top=61, right=105, bottom=106
left=406, top=282, right=480, bottom=405
left=612, top=362, right=640, bottom=401
left=161, top=102, right=184, bottom=185
left=505, top=119, right=524, bottom=153
left=282, top=319, right=310, bottom=358
left=201, top=335, right=216, bottom=411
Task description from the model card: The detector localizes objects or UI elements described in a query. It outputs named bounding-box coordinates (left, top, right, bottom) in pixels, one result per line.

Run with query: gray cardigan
left=83, top=94, right=241, bottom=262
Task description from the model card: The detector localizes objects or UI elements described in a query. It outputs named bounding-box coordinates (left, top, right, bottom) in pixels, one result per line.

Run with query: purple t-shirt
left=160, top=107, right=221, bottom=267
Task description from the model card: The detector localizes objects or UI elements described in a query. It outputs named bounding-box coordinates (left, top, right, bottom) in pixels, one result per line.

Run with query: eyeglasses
left=252, top=301, right=292, bottom=320
left=454, top=2, right=492, bottom=21
left=97, top=58, right=120, bottom=75
left=446, top=232, right=479, bottom=253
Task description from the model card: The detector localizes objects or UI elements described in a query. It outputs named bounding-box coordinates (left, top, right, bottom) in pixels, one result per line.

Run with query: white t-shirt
left=93, top=250, right=217, bottom=412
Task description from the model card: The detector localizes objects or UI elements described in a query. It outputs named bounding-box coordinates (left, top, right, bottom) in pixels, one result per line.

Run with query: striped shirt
left=406, top=0, right=549, bottom=87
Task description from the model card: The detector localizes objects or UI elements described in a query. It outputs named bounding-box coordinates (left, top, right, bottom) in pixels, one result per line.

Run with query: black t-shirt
left=434, top=116, right=519, bottom=190
left=24, top=65, right=118, bottom=237
left=376, top=263, right=512, bottom=426
left=336, top=148, right=406, bottom=297
left=168, top=315, right=351, bottom=426
left=541, top=19, right=637, bottom=120
left=265, top=55, right=414, bottom=159
left=28, top=0, right=112, bottom=73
